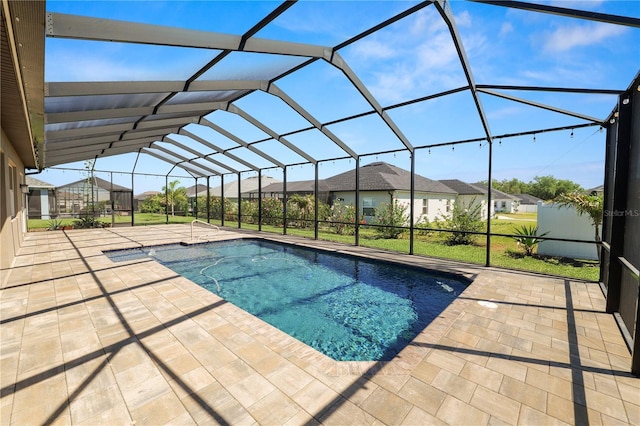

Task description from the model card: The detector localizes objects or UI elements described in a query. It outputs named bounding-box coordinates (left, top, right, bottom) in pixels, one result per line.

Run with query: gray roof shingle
left=326, top=162, right=456, bottom=194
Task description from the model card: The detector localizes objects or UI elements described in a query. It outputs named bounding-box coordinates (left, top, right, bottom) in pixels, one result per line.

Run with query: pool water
left=106, top=239, right=468, bottom=361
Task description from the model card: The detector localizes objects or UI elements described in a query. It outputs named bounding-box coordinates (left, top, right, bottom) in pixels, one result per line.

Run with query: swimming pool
left=106, top=239, right=468, bottom=361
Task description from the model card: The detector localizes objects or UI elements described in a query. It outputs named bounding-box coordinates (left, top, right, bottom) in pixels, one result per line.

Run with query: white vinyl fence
left=537, top=202, right=599, bottom=260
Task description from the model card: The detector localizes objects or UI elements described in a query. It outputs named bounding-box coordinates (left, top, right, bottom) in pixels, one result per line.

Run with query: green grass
left=496, top=212, right=537, bottom=221
left=229, top=221, right=599, bottom=281
left=28, top=214, right=599, bottom=281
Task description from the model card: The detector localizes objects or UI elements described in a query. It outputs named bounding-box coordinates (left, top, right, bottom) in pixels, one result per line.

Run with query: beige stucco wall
left=1, top=128, right=27, bottom=270
left=394, top=191, right=456, bottom=223
left=456, top=194, right=493, bottom=220
left=332, top=190, right=457, bottom=225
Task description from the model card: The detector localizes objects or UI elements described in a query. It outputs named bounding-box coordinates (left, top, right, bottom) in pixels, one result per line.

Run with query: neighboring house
left=57, top=177, right=131, bottom=217
left=135, top=191, right=161, bottom=201
left=471, top=183, right=519, bottom=214
left=256, top=180, right=332, bottom=204
left=185, top=184, right=209, bottom=199
left=587, top=185, right=604, bottom=197
left=250, top=162, right=457, bottom=224
left=438, top=180, right=513, bottom=219
left=537, top=202, right=599, bottom=260
left=324, top=162, right=457, bottom=224
left=26, top=176, right=57, bottom=219
left=134, top=191, right=161, bottom=211
left=208, top=176, right=281, bottom=201
left=514, top=193, right=542, bottom=213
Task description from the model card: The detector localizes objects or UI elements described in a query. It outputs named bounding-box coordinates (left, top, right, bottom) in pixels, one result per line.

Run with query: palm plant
left=162, top=180, right=187, bottom=216
left=513, top=225, right=549, bottom=256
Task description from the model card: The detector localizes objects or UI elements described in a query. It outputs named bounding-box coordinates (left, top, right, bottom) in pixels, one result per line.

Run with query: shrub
left=437, top=197, right=483, bottom=245
left=261, top=197, right=283, bottom=226
left=139, top=193, right=165, bottom=214
left=329, top=202, right=356, bottom=235
left=47, top=218, right=63, bottom=230
left=241, top=200, right=258, bottom=224
left=74, top=214, right=102, bottom=229
left=513, top=225, right=548, bottom=256
left=374, top=200, right=408, bottom=239
left=414, top=215, right=431, bottom=237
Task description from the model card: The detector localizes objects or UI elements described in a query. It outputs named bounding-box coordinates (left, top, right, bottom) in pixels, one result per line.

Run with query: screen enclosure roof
left=40, top=0, right=640, bottom=178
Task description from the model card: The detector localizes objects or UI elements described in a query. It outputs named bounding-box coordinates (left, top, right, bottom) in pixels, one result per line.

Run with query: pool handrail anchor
left=191, top=219, right=220, bottom=241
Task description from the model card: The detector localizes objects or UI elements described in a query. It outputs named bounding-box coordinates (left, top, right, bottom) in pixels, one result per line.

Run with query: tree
left=555, top=192, right=603, bottom=261
left=478, top=176, right=583, bottom=200
left=162, top=180, right=187, bottom=216
left=479, top=178, right=529, bottom=195
left=528, top=175, right=582, bottom=200
left=437, top=197, right=484, bottom=245
left=140, top=193, right=165, bottom=213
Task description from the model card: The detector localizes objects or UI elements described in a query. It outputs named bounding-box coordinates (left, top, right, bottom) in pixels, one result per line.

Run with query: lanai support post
left=194, top=177, right=198, bottom=220
left=165, top=175, right=169, bottom=224
left=131, top=150, right=141, bottom=227
left=355, top=156, right=360, bottom=247
left=410, top=152, right=415, bottom=255
left=314, top=163, right=319, bottom=240
left=220, top=174, right=225, bottom=227
left=486, top=139, right=493, bottom=267
left=206, top=176, right=210, bottom=223
left=283, top=166, right=287, bottom=235
left=258, top=169, right=262, bottom=231
left=237, top=172, right=242, bottom=229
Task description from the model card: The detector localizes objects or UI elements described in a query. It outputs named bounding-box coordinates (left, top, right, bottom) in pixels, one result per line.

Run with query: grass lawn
left=497, top=212, right=537, bottom=221
left=28, top=214, right=599, bottom=281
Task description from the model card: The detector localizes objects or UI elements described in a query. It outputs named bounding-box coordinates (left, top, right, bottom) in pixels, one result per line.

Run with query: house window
left=363, top=198, right=375, bottom=216
left=446, top=199, right=451, bottom=213
left=422, top=199, right=428, bottom=215
left=501, top=201, right=507, bottom=209
left=8, top=163, right=16, bottom=217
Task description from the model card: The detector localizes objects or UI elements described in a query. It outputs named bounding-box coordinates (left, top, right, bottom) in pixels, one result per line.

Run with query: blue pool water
left=106, top=239, right=468, bottom=361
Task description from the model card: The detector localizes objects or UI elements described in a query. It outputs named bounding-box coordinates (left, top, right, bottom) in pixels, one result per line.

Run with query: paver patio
left=1, top=224, right=638, bottom=425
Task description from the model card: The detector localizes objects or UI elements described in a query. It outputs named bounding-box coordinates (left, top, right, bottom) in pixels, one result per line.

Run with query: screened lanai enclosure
left=24, top=0, right=639, bottom=371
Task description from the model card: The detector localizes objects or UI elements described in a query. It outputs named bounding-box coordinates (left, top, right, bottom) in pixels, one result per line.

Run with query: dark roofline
left=56, top=176, right=130, bottom=191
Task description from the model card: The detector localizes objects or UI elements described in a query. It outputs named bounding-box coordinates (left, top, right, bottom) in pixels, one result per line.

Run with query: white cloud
left=455, top=10, right=472, bottom=28
left=500, top=22, right=514, bottom=37
left=542, top=22, right=627, bottom=53
left=343, top=10, right=483, bottom=104
left=349, top=39, right=397, bottom=61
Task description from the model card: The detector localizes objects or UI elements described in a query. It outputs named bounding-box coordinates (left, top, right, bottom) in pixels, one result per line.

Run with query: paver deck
left=1, top=224, right=638, bottom=425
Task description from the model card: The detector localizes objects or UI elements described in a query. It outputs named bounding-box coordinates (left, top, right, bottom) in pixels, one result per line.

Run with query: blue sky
left=41, top=1, right=640, bottom=194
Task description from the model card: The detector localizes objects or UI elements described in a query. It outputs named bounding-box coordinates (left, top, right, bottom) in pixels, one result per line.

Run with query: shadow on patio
left=1, top=226, right=638, bottom=425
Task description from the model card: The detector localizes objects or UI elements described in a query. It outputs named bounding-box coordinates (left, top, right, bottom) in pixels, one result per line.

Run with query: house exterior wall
left=331, top=190, right=456, bottom=224
left=537, top=202, right=598, bottom=260
left=455, top=194, right=493, bottom=220
left=394, top=191, right=455, bottom=223
left=493, top=198, right=516, bottom=214
left=1, top=129, right=27, bottom=270
left=332, top=191, right=392, bottom=223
